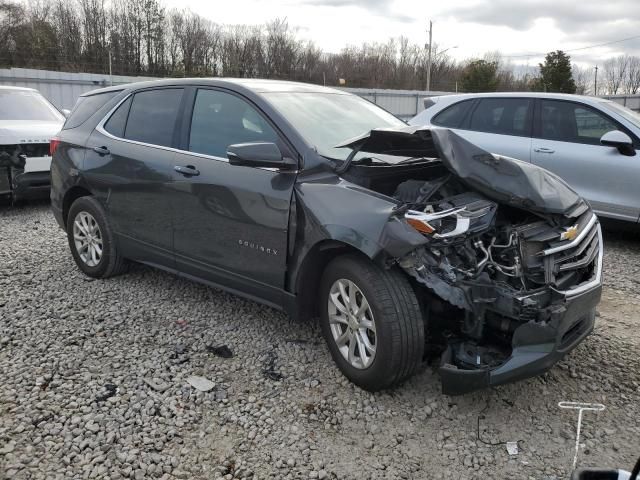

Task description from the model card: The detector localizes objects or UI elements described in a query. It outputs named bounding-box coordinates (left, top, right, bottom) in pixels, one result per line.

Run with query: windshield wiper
left=395, top=156, right=430, bottom=165
left=334, top=141, right=364, bottom=174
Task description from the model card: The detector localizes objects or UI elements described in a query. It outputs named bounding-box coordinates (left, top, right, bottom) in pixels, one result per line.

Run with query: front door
left=171, top=88, right=297, bottom=303
left=531, top=99, right=640, bottom=222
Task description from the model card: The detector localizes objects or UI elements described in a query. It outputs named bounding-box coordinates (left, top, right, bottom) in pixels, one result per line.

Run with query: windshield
left=0, top=90, right=63, bottom=122
left=600, top=100, right=640, bottom=129
left=264, top=92, right=406, bottom=161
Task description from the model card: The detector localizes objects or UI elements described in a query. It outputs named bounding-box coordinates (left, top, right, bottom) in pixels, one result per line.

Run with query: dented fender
left=291, top=176, right=428, bottom=260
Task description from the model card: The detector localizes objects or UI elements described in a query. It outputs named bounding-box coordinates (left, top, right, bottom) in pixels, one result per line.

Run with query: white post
left=558, top=402, right=605, bottom=470
left=426, top=20, right=432, bottom=92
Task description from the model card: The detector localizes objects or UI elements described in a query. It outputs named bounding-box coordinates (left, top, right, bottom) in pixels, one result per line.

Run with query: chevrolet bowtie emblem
left=560, top=224, right=579, bottom=241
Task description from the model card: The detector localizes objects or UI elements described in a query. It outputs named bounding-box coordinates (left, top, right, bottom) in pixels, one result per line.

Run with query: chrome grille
left=537, top=213, right=602, bottom=296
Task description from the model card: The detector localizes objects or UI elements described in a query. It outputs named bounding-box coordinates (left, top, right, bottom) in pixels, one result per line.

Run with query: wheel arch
left=292, top=239, right=374, bottom=321
left=62, top=185, right=93, bottom=226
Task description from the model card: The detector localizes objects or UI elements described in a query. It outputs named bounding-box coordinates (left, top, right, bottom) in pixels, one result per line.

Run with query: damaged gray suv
left=51, top=79, right=602, bottom=394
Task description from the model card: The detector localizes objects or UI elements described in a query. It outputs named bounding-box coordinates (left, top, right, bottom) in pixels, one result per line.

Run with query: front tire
left=66, top=196, right=127, bottom=278
left=319, top=254, right=425, bottom=391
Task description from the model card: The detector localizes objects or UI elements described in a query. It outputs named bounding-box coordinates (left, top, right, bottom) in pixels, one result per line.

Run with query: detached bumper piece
left=439, top=285, right=600, bottom=395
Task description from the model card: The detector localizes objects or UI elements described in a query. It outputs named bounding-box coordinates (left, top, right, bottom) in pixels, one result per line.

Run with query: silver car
left=410, top=92, right=640, bottom=223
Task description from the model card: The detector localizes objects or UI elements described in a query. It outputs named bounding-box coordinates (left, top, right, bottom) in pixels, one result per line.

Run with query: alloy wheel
left=327, top=278, right=377, bottom=369
left=73, top=211, right=103, bottom=267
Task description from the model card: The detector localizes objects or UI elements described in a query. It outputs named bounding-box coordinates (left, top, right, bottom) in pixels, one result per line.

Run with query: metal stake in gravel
left=558, top=401, right=606, bottom=470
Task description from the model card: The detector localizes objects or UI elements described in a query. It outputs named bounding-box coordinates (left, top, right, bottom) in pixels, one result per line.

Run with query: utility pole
left=594, top=65, right=598, bottom=95
left=426, top=20, right=432, bottom=92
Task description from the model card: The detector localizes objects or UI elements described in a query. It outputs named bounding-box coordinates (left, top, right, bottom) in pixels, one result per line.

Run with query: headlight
left=405, top=204, right=495, bottom=239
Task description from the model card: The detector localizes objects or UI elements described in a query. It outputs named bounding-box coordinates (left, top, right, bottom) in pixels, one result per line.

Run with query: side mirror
left=61, top=108, right=71, bottom=118
left=227, top=142, right=297, bottom=170
left=600, top=130, right=636, bottom=156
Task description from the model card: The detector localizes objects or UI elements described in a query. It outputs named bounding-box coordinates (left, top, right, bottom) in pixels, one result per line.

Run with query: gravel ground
left=1, top=202, right=639, bottom=480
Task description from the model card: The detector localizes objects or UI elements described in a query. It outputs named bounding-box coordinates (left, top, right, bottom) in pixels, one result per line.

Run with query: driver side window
left=189, top=89, right=279, bottom=158
left=539, top=100, right=619, bottom=145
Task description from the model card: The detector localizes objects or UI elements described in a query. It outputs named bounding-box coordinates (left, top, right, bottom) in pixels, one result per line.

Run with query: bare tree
left=6, top=0, right=640, bottom=96
left=624, top=56, right=640, bottom=94
left=572, top=64, right=591, bottom=95
left=603, top=55, right=628, bottom=94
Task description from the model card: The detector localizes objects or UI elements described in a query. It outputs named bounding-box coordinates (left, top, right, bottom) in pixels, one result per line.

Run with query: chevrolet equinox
left=51, top=79, right=603, bottom=394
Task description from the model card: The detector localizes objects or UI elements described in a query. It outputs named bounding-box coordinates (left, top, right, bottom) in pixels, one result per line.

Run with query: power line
left=503, top=34, right=640, bottom=59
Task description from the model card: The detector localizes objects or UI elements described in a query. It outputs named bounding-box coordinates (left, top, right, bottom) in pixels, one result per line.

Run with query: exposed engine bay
left=393, top=175, right=598, bottom=299
left=337, top=127, right=603, bottom=394
left=393, top=175, right=600, bottom=390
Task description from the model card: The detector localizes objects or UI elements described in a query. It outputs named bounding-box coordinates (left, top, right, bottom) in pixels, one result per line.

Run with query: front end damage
left=397, top=197, right=602, bottom=395
left=0, top=143, right=52, bottom=201
left=339, top=127, right=603, bottom=394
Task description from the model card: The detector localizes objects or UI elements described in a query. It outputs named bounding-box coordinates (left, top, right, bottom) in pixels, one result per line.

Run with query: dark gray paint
left=50, top=78, right=602, bottom=395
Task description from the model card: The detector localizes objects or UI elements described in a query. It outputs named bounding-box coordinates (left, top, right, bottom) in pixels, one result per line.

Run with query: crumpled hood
left=0, top=120, right=63, bottom=145
left=336, top=126, right=587, bottom=216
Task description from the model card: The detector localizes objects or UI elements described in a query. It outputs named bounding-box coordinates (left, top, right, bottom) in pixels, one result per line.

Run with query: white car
left=0, top=86, right=65, bottom=202
left=410, top=92, right=640, bottom=223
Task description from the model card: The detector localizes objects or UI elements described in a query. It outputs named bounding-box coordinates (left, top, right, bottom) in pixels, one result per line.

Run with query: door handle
left=534, top=147, right=555, bottom=154
left=174, top=165, right=200, bottom=176
left=92, top=146, right=110, bottom=156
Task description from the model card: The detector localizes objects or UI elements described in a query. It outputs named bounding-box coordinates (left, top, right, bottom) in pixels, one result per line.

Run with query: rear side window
left=539, top=100, right=619, bottom=145
left=432, top=100, right=473, bottom=128
left=124, top=89, right=184, bottom=147
left=64, top=91, right=120, bottom=129
left=469, top=98, right=532, bottom=136
left=104, top=96, right=132, bottom=137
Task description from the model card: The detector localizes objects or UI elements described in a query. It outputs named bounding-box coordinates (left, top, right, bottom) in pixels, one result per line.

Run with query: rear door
left=531, top=99, right=640, bottom=222
left=170, top=87, right=297, bottom=303
left=456, top=97, right=534, bottom=162
left=84, top=87, right=185, bottom=263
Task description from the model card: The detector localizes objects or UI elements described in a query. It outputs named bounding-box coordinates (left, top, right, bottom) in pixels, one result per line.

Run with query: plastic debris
left=170, top=344, right=190, bottom=364
left=506, top=441, right=519, bottom=455
left=143, top=377, right=170, bottom=393
left=206, top=344, right=233, bottom=358
left=558, top=401, right=606, bottom=469
left=95, top=383, right=117, bottom=402
left=174, top=344, right=188, bottom=355
left=262, top=349, right=283, bottom=381
left=187, top=375, right=215, bottom=392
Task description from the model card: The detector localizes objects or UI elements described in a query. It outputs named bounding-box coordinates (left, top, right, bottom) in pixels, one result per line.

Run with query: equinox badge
left=238, top=239, right=278, bottom=256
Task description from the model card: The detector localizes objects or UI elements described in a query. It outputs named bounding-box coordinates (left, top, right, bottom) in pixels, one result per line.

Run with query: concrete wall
left=0, top=67, right=451, bottom=118
left=0, top=68, right=155, bottom=110
left=2, top=67, right=639, bottom=118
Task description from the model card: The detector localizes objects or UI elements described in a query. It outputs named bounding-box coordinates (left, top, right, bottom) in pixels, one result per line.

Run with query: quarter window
left=123, top=89, right=184, bottom=147
left=539, top=100, right=619, bottom=145
left=432, top=100, right=473, bottom=128
left=189, top=89, right=279, bottom=158
left=104, top=96, right=132, bottom=137
left=64, top=91, right=120, bottom=129
left=469, top=98, right=532, bottom=136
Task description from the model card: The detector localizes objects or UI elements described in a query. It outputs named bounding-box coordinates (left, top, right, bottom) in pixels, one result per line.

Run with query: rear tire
left=66, top=196, right=127, bottom=278
left=319, top=254, right=425, bottom=391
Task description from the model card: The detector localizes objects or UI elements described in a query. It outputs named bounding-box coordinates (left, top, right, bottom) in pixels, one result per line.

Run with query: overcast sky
left=162, top=0, right=640, bottom=67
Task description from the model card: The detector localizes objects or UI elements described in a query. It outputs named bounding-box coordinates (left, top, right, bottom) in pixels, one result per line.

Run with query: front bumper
left=439, top=283, right=601, bottom=395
